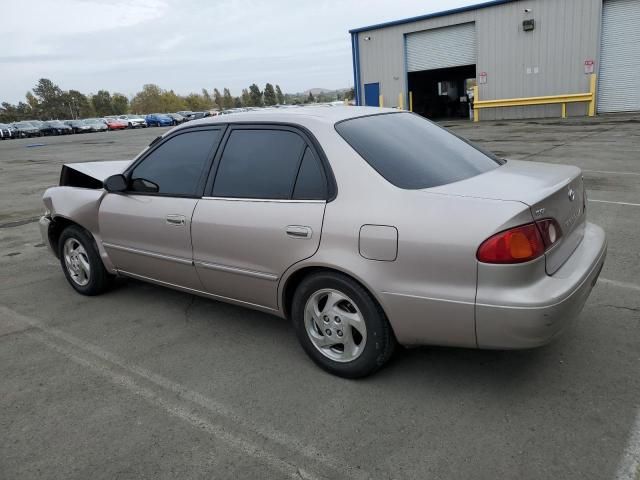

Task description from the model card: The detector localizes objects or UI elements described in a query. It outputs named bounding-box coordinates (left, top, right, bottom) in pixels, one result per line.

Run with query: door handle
left=286, top=225, right=312, bottom=239
left=166, top=214, right=186, bottom=226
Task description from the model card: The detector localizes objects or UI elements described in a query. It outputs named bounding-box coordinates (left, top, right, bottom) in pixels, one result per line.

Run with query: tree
left=222, top=88, right=234, bottom=109
left=249, top=83, right=263, bottom=107
left=275, top=85, right=285, bottom=105
left=263, top=83, right=277, bottom=106
left=234, top=97, right=242, bottom=108
left=345, top=87, right=355, bottom=101
left=32, top=78, right=66, bottom=118
left=241, top=88, right=251, bottom=107
left=111, top=93, right=129, bottom=114
left=92, top=90, right=113, bottom=116
left=184, top=92, right=210, bottom=111
left=213, top=88, right=223, bottom=110
left=307, top=92, right=315, bottom=103
left=160, top=90, right=187, bottom=112
left=130, top=84, right=164, bottom=114
left=64, top=90, right=94, bottom=118
left=202, top=88, right=212, bottom=106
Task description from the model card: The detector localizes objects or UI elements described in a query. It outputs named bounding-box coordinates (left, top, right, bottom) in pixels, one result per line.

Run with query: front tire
left=58, top=225, right=113, bottom=296
left=291, top=272, right=395, bottom=378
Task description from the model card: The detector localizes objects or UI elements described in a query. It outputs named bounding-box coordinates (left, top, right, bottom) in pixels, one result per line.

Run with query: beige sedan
left=40, top=107, right=606, bottom=377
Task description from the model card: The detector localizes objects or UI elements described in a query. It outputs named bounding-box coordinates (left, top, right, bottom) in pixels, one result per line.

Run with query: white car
left=118, top=115, right=147, bottom=128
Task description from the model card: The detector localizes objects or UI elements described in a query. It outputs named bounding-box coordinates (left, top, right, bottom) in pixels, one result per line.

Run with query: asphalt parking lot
left=1, top=116, right=639, bottom=480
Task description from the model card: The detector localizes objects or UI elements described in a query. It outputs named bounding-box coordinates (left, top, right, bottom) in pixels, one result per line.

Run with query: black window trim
left=203, top=122, right=337, bottom=202
left=121, top=124, right=227, bottom=199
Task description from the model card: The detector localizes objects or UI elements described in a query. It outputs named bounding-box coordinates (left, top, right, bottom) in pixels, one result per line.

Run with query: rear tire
left=291, top=272, right=396, bottom=378
left=58, top=225, right=114, bottom=296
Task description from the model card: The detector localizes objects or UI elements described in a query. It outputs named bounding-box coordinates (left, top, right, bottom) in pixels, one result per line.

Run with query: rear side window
left=212, top=129, right=306, bottom=199
left=130, top=129, right=221, bottom=196
left=293, top=148, right=326, bottom=200
left=335, top=112, right=501, bottom=189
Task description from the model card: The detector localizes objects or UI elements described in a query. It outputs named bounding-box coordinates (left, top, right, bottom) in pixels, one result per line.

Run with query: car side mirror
left=104, top=174, right=128, bottom=193
left=130, top=178, right=159, bottom=193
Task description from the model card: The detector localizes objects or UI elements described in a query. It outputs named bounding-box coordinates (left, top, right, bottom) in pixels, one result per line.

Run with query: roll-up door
left=598, top=0, right=640, bottom=113
left=406, top=22, right=476, bottom=72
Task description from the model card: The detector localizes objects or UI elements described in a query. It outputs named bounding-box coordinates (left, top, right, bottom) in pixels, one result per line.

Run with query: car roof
left=176, top=106, right=399, bottom=130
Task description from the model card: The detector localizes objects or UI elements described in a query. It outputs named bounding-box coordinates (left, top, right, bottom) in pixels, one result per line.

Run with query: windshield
left=46, top=121, right=64, bottom=126
left=15, top=122, right=33, bottom=128
left=334, top=112, right=502, bottom=189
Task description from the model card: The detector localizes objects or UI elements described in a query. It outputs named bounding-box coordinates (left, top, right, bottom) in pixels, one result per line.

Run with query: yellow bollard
left=398, top=93, right=403, bottom=110
left=561, top=103, right=567, bottom=119
left=409, top=91, right=413, bottom=112
left=588, top=73, right=597, bottom=117
left=473, top=86, right=479, bottom=122
left=379, top=95, right=384, bottom=108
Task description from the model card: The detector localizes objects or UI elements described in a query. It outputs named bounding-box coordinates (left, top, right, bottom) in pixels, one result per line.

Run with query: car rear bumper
left=475, top=222, right=607, bottom=349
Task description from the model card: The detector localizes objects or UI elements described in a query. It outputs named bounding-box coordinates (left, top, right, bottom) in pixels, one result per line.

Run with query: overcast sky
left=1, top=0, right=480, bottom=103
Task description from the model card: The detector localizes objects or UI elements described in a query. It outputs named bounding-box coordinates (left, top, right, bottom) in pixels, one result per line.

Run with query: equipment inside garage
left=407, top=65, right=476, bottom=119
left=405, top=22, right=477, bottom=120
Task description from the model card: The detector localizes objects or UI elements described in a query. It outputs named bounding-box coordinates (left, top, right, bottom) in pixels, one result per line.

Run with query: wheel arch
left=280, top=264, right=392, bottom=330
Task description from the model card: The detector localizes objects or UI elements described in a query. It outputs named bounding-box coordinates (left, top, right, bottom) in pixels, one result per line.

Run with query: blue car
left=145, top=113, right=173, bottom=127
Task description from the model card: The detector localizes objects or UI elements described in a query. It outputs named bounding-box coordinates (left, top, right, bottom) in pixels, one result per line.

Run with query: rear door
left=99, top=127, right=223, bottom=289
left=191, top=125, right=330, bottom=310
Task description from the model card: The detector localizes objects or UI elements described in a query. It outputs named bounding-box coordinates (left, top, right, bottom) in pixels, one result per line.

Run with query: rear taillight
left=477, top=219, right=562, bottom=264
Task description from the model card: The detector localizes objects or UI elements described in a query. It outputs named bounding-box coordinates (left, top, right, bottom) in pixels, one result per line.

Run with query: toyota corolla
left=39, top=107, right=607, bottom=378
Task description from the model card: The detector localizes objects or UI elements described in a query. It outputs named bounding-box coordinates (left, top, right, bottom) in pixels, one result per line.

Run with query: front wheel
left=58, top=225, right=114, bottom=295
left=291, top=272, right=395, bottom=378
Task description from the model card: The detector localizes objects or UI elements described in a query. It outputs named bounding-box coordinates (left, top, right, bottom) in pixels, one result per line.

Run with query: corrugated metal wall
left=355, top=0, right=603, bottom=120
left=598, top=0, right=640, bottom=113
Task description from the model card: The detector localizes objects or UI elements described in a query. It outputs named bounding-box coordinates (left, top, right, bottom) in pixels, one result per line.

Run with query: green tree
left=213, top=88, right=223, bottom=110
left=202, top=88, right=212, bottom=106
left=130, top=84, right=164, bottom=114
left=249, top=84, right=263, bottom=107
left=111, top=93, right=129, bottom=114
left=263, top=83, right=276, bottom=106
left=306, top=92, right=315, bottom=103
left=92, top=90, right=113, bottom=116
left=275, top=85, right=285, bottom=105
left=222, top=88, right=234, bottom=109
left=160, top=90, right=187, bottom=112
left=234, top=97, right=242, bottom=108
left=32, top=78, right=66, bottom=118
left=184, top=92, right=209, bottom=111
left=241, top=88, right=251, bottom=106
left=64, top=90, right=94, bottom=118
left=345, top=87, right=355, bottom=101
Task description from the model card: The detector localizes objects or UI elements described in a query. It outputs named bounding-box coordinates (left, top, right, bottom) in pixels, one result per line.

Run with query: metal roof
left=349, top=0, right=519, bottom=33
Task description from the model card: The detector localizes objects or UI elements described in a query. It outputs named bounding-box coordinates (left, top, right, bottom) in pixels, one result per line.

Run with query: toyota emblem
left=568, top=188, right=576, bottom=202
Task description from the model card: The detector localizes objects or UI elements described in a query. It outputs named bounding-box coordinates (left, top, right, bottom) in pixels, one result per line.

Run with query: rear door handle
left=286, top=225, right=312, bottom=239
left=166, top=214, right=186, bottom=226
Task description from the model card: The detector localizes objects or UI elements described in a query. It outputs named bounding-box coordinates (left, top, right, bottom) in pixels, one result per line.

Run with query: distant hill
left=302, top=87, right=350, bottom=96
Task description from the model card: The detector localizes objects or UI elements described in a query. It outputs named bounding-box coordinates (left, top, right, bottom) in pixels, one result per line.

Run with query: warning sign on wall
left=584, top=60, right=595, bottom=74
left=479, top=72, right=487, bottom=84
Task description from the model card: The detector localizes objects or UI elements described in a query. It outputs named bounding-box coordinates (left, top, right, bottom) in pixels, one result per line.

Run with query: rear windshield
left=335, top=112, right=502, bottom=189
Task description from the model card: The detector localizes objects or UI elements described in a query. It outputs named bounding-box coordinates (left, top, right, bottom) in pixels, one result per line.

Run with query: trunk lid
left=429, top=159, right=586, bottom=274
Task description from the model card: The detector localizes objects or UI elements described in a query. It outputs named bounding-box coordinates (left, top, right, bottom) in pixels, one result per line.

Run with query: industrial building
left=349, top=0, right=640, bottom=120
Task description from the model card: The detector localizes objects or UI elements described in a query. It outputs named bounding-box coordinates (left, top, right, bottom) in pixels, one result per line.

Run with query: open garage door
left=406, top=23, right=477, bottom=119
left=598, top=0, right=640, bottom=113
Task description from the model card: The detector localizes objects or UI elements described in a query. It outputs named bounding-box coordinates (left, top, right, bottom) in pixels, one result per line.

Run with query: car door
left=99, top=127, right=223, bottom=289
left=191, top=125, right=332, bottom=310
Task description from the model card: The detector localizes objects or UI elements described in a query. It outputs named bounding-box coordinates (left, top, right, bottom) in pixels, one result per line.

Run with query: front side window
left=335, top=112, right=502, bottom=189
left=212, top=129, right=306, bottom=199
left=130, top=129, right=221, bottom=196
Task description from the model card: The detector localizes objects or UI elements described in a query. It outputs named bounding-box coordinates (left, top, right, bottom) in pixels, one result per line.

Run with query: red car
left=104, top=118, right=127, bottom=131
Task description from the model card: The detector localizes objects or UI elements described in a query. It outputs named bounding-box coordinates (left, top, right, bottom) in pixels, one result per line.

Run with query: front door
left=99, top=127, right=223, bottom=289
left=192, top=126, right=330, bottom=310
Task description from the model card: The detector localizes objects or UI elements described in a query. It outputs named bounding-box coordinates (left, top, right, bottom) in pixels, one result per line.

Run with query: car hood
left=64, top=160, right=133, bottom=182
